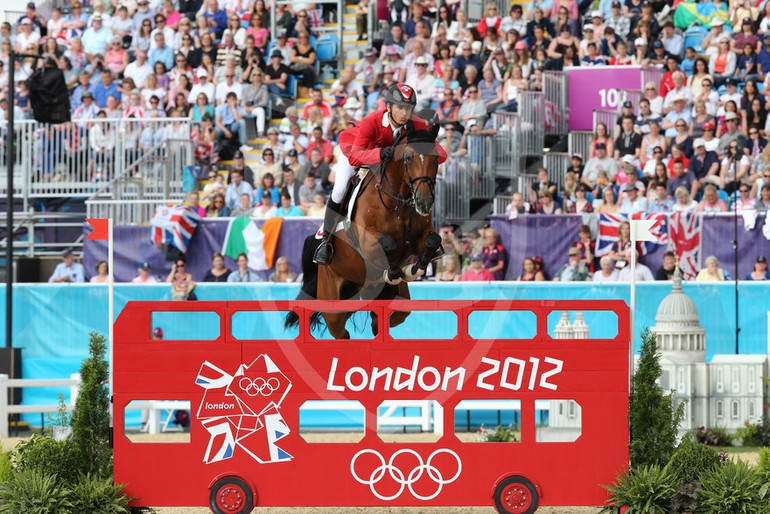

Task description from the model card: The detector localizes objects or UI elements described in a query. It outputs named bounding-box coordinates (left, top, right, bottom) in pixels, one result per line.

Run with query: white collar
left=381, top=111, right=402, bottom=132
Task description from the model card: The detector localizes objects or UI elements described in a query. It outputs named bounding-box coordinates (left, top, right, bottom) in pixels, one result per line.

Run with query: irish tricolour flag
left=222, top=217, right=283, bottom=270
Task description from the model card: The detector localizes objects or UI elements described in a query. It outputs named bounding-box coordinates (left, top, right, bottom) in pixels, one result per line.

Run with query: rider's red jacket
left=338, top=108, right=448, bottom=167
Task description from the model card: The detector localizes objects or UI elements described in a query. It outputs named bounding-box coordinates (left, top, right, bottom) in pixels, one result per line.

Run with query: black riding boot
left=313, top=199, right=342, bottom=265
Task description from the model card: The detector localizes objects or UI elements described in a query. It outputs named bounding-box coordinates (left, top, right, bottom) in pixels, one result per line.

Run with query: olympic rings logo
left=350, top=448, right=462, bottom=501
left=237, top=376, right=281, bottom=396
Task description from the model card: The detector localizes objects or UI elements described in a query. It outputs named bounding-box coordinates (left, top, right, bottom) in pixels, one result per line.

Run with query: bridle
left=374, top=131, right=438, bottom=214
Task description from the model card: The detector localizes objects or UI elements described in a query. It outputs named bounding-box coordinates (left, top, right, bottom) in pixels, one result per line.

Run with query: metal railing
left=641, top=67, right=665, bottom=90
left=491, top=111, right=522, bottom=182
left=544, top=152, right=571, bottom=189
left=435, top=171, right=471, bottom=223
left=544, top=71, right=569, bottom=135
left=493, top=195, right=511, bottom=215
left=568, top=131, right=593, bottom=161
left=593, top=109, right=619, bottom=136
left=618, top=89, right=643, bottom=116
left=0, top=118, right=193, bottom=206
left=468, top=135, right=495, bottom=199
left=520, top=91, right=544, bottom=157
left=0, top=211, right=87, bottom=257
left=85, top=199, right=174, bottom=226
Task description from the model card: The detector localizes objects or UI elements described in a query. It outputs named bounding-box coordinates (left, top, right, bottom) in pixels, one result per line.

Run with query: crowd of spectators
left=10, top=0, right=770, bottom=282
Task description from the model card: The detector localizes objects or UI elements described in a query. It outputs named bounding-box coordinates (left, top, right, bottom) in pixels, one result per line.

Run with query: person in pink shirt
left=460, top=254, right=495, bottom=281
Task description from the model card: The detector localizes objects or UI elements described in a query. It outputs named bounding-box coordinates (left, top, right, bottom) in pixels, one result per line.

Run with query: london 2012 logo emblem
left=195, top=355, right=292, bottom=465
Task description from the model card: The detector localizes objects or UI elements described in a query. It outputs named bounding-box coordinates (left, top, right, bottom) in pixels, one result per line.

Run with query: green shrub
left=602, top=464, right=678, bottom=513
left=477, top=424, right=518, bottom=442
left=698, top=458, right=765, bottom=513
left=0, top=468, right=73, bottom=513
left=757, top=447, right=770, bottom=498
left=671, top=481, right=700, bottom=513
left=0, top=448, right=13, bottom=483
left=629, top=328, right=685, bottom=468
left=695, top=425, right=733, bottom=446
left=669, top=438, right=722, bottom=486
left=70, top=331, right=112, bottom=478
left=735, top=421, right=763, bottom=447
left=69, top=473, right=131, bottom=513
left=13, top=432, right=81, bottom=484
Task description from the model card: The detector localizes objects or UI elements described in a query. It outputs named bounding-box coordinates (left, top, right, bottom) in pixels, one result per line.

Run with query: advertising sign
left=567, top=67, right=642, bottom=131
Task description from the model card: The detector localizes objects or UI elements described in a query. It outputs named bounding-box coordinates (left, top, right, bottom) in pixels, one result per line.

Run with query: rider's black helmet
left=383, top=83, right=417, bottom=108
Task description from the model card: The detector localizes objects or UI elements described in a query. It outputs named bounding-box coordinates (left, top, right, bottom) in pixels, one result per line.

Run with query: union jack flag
left=149, top=204, right=201, bottom=253
left=596, top=213, right=668, bottom=257
left=667, top=212, right=702, bottom=280
left=307, top=9, right=324, bottom=32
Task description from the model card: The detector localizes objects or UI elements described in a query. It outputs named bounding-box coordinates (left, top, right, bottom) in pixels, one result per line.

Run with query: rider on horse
left=313, top=83, right=448, bottom=265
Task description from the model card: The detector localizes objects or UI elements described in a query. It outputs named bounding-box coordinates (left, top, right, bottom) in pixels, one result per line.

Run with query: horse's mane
left=406, top=128, right=436, bottom=145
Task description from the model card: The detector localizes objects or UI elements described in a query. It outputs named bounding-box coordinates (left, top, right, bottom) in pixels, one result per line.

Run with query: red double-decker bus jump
left=113, top=299, right=630, bottom=514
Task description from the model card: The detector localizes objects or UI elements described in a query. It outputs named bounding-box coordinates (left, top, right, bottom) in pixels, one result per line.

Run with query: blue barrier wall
left=3, top=282, right=768, bottom=420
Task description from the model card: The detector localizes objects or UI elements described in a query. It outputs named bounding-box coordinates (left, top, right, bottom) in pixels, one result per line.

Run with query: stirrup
left=313, top=240, right=334, bottom=265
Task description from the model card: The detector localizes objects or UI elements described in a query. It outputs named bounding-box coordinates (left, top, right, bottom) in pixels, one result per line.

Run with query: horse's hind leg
left=324, top=311, right=351, bottom=339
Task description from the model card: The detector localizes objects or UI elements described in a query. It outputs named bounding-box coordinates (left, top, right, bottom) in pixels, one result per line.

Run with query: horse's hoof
left=383, top=269, right=403, bottom=285
left=402, top=263, right=425, bottom=282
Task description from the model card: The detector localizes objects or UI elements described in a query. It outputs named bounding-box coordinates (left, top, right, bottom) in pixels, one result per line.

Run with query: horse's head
left=392, top=123, right=441, bottom=217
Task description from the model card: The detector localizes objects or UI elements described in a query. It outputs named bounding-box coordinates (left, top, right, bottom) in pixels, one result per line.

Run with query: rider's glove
left=380, top=146, right=394, bottom=161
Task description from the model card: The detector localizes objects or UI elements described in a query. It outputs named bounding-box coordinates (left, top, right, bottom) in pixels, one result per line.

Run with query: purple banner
left=701, top=213, right=770, bottom=279
left=83, top=218, right=320, bottom=282
left=567, top=67, right=642, bottom=131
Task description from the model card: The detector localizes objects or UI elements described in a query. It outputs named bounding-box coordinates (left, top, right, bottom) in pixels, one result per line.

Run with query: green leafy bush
left=70, top=331, right=112, bottom=477
left=756, top=447, right=770, bottom=498
left=69, top=473, right=131, bottom=513
left=695, top=425, right=733, bottom=446
left=13, top=432, right=81, bottom=484
left=671, top=481, right=700, bottom=513
left=0, top=448, right=13, bottom=483
left=477, top=424, right=518, bottom=442
left=629, top=328, right=685, bottom=468
left=735, top=421, right=763, bottom=447
left=602, top=464, right=678, bottom=513
left=669, top=438, right=722, bottom=485
left=0, top=468, right=73, bottom=513
left=698, top=458, right=765, bottom=513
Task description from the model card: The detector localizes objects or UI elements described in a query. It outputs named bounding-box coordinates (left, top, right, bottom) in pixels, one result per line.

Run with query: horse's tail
left=284, top=235, right=322, bottom=331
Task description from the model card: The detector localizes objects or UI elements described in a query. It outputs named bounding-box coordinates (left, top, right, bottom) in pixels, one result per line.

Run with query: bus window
left=150, top=311, right=220, bottom=341
left=122, top=400, right=191, bottom=443
left=299, top=400, right=365, bottom=443
left=376, top=401, right=442, bottom=443
left=453, top=400, right=521, bottom=443
left=467, top=311, right=536, bottom=340
left=547, top=310, right=618, bottom=340
left=309, top=311, right=377, bottom=340
left=231, top=310, right=299, bottom=340
left=535, top=399, right=582, bottom=442
left=388, top=311, right=457, bottom=340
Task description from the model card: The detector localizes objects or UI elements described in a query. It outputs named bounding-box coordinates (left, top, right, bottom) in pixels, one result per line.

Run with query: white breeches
left=331, top=152, right=356, bottom=203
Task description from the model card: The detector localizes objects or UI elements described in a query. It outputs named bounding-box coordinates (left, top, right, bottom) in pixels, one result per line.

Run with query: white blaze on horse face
left=419, top=155, right=424, bottom=165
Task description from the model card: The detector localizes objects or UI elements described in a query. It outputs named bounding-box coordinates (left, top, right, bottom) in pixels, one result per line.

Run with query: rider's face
left=389, top=104, right=413, bottom=126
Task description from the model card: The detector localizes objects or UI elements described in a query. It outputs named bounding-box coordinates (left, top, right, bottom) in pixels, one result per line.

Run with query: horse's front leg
left=402, top=231, right=442, bottom=282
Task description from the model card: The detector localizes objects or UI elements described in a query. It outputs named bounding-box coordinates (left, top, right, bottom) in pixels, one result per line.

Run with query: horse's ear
left=429, top=122, right=440, bottom=140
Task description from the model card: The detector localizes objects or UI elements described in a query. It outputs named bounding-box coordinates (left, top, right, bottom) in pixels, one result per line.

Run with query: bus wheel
left=209, top=476, right=254, bottom=514
left=493, top=476, right=539, bottom=514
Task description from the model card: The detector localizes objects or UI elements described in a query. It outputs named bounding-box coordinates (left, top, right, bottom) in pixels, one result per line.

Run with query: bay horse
left=285, top=124, right=444, bottom=339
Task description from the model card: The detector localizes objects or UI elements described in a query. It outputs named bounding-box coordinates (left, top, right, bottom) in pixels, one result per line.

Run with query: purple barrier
left=83, top=214, right=770, bottom=283
left=83, top=218, right=320, bottom=282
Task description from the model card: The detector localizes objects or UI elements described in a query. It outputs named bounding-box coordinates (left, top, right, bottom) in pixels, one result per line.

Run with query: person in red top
left=460, top=254, right=495, bottom=281
left=313, top=83, right=447, bottom=265
left=658, top=55, right=680, bottom=99
left=306, top=126, right=334, bottom=163
left=302, top=88, right=332, bottom=119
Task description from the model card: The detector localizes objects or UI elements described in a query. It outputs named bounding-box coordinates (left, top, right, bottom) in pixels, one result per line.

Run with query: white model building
left=652, top=268, right=767, bottom=435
